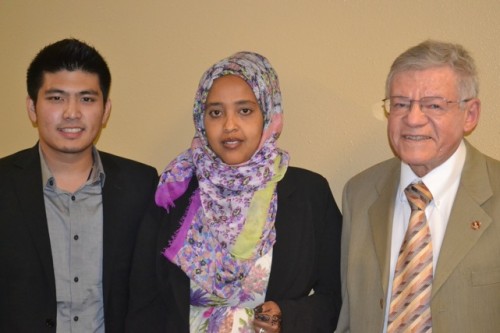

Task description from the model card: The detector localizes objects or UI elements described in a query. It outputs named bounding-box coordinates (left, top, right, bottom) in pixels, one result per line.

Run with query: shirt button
left=73, top=316, right=79, bottom=322
left=74, top=235, right=79, bottom=241
left=71, top=195, right=76, bottom=201
left=74, top=277, right=79, bottom=283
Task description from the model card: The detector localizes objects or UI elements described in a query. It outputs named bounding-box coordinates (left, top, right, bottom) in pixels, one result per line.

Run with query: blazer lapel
left=168, top=262, right=190, bottom=323
left=101, top=154, right=123, bottom=311
left=266, top=169, right=297, bottom=297
left=15, top=146, right=56, bottom=291
left=368, top=161, right=400, bottom=296
left=432, top=142, right=493, bottom=297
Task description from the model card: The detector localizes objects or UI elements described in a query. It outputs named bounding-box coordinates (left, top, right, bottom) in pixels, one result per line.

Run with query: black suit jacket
left=0, top=145, right=158, bottom=332
left=126, top=166, right=342, bottom=332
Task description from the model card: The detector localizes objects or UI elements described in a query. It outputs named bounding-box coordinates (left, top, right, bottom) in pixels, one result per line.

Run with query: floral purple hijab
left=155, top=51, right=289, bottom=299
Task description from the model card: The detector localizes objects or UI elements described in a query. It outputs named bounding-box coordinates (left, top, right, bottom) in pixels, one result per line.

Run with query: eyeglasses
left=382, top=96, right=471, bottom=116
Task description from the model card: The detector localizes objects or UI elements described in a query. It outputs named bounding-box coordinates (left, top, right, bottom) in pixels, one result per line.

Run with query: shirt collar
left=399, top=140, right=466, bottom=203
left=40, top=146, right=106, bottom=189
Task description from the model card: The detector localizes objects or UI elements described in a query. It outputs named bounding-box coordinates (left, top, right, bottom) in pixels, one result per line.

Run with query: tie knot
left=404, top=181, right=433, bottom=211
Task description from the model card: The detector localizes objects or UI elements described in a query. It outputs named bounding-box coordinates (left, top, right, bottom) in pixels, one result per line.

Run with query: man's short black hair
left=27, top=38, right=111, bottom=103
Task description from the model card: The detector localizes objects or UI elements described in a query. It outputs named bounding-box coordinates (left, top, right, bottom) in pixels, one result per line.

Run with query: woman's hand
left=253, top=301, right=282, bottom=333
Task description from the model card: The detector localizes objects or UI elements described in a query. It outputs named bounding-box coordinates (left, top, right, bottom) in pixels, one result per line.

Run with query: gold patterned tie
left=388, top=182, right=433, bottom=333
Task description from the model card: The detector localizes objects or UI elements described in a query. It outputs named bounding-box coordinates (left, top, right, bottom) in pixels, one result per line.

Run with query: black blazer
left=0, top=145, right=158, bottom=332
left=127, top=166, right=342, bottom=332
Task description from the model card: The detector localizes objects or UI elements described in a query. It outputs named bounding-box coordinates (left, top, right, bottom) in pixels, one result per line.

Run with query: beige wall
left=1, top=1, right=500, bottom=203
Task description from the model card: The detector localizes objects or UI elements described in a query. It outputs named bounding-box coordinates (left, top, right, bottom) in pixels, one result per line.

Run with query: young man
left=0, top=39, right=158, bottom=332
left=338, top=40, right=500, bottom=332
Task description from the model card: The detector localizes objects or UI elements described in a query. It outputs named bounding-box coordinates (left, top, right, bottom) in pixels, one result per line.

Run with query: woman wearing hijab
left=126, top=52, right=342, bottom=333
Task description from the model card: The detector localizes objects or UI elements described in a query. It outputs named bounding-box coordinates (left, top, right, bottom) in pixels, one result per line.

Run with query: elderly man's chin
left=395, top=140, right=436, bottom=160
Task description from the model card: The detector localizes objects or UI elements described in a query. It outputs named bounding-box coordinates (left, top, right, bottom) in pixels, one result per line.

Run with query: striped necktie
left=388, top=181, right=433, bottom=333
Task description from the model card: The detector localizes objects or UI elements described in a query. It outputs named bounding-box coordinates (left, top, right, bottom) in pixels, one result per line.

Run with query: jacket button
left=45, top=318, right=55, bottom=327
left=379, top=298, right=384, bottom=309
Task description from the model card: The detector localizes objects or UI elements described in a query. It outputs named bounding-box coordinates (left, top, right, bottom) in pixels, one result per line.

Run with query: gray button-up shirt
left=41, top=147, right=106, bottom=333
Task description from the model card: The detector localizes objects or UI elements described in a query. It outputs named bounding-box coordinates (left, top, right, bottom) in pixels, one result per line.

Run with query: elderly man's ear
left=464, top=98, right=481, bottom=134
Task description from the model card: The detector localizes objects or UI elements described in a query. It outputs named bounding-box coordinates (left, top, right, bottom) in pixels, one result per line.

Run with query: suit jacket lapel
left=368, top=160, right=400, bottom=296
left=432, top=142, right=493, bottom=297
left=166, top=214, right=190, bottom=324
left=101, top=153, right=123, bottom=310
left=168, top=262, right=190, bottom=322
left=15, top=145, right=56, bottom=292
left=266, top=170, right=296, bottom=297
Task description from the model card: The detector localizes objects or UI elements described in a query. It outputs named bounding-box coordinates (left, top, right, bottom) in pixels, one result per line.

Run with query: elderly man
left=337, top=40, right=500, bottom=332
